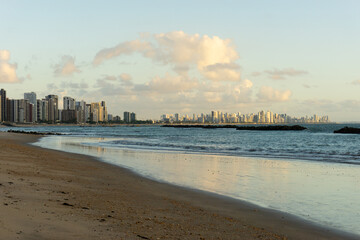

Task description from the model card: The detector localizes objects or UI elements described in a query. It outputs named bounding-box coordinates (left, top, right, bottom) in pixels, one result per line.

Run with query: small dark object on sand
left=62, top=202, right=73, bottom=207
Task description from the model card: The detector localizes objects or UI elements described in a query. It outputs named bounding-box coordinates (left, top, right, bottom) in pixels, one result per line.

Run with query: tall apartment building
left=90, top=102, right=100, bottom=122
left=9, top=99, right=19, bottom=122
left=85, top=104, right=91, bottom=122
left=45, top=95, right=58, bottom=123
left=0, top=89, right=6, bottom=121
left=101, top=101, right=107, bottom=122
left=39, top=99, right=49, bottom=121
left=123, top=111, right=130, bottom=123
left=24, top=92, right=37, bottom=122
left=63, top=96, right=75, bottom=110
left=75, top=100, right=86, bottom=123
left=36, top=99, right=43, bottom=121
left=90, top=101, right=107, bottom=123
left=130, top=112, right=136, bottom=122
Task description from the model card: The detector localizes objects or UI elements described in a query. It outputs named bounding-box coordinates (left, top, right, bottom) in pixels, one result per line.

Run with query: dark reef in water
left=7, top=130, right=62, bottom=135
left=236, top=125, right=307, bottom=131
left=334, top=127, right=360, bottom=134
left=161, top=124, right=307, bottom=131
left=161, top=125, right=237, bottom=129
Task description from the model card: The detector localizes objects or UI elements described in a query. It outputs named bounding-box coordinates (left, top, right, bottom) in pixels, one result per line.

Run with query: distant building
left=75, top=101, right=86, bottom=123
left=0, top=88, right=115, bottom=124
left=85, top=104, right=91, bottom=122
left=45, top=95, right=59, bottom=123
left=61, top=110, right=76, bottom=122
left=101, top=101, right=107, bottom=122
left=123, top=111, right=130, bottom=123
left=63, top=96, right=75, bottom=110
left=113, top=115, right=121, bottom=122
left=130, top=112, right=136, bottom=123
left=89, top=101, right=107, bottom=123
left=24, top=92, right=37, bottom=122
left=40, top=99, right=49, bottom=122
left=0, top=89, right=6, bottom=121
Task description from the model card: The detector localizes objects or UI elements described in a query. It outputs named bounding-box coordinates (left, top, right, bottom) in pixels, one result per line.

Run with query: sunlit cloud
left=54, top=55, right=81, bottom=77
left=0, top=50, right=22, bottom=83
left=119, top=73, right=132, bottom=82
left=143, top=74, right=198, bottom=93
left=93, top=31, right=241, bottom=82
left=257, top=86, right=292, bottom=102
left=93, top=40, right=154, bottom=66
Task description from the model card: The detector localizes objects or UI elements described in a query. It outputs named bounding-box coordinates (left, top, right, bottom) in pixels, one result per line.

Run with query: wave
left=82, top=138, right=360, bottom=165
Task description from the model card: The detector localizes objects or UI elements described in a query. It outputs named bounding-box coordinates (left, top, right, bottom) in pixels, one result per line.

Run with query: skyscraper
left=0, top=89, right=6, bottom=121
left=75, top=100, right=86, bottom=123
left=130, top=112, right=136, bottom=123
left=124, top=111, right=130, bottom=123
left=63, top=96, right=76, bottom=110
left=24, top=92, right=37, bottom=122
left=45, top=95, right=59, bottom=123
left=101, top=101, right=107, bottom=122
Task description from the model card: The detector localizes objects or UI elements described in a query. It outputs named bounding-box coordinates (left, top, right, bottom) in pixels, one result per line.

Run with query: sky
left=1, top=0, right=360, bottom=121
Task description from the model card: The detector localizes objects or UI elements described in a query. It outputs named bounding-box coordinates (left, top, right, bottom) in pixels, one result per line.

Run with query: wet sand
left=0, top=132, right=357, bottom=240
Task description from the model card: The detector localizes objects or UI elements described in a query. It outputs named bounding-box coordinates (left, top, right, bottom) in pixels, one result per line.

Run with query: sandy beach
left=0, top=132, right=357, bottom=240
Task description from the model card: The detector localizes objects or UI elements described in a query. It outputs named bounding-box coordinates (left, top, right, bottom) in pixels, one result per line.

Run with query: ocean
left=2, top=123, right=360, bottom=235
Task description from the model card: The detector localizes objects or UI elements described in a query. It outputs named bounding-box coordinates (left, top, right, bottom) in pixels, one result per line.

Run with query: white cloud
left=202, top=63, right=241, bottom=81
left=0, top=50, right=22, bottom=83
left=351, top=79, right=360, bottom=85
left=257, top=86, right=292, bottom=102
left=93, top=31, right=241, bottom=82
left=54, top=55, right=81, bottom=77
left=93, top=40, right=154, bottom=66
left=264, top=68, right=308, bottom=80
left=241, top=79, right=253, bottom=89
left=100, top=75, right=116, bottom=81
left=144, top=73, right=198, bottom=93
left=119, top=73, right=132, bottom=82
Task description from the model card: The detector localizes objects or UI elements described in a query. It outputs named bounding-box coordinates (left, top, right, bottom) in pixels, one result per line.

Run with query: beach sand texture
left=0, top=132, right=356, bottom=240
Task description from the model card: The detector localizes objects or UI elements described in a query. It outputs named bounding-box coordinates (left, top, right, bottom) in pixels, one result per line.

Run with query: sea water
left=3, top=124, right=360, bottom=235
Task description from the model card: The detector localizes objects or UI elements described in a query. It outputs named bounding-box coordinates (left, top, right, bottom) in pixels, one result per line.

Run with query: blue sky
left=1, top=0, right=360, bottom=121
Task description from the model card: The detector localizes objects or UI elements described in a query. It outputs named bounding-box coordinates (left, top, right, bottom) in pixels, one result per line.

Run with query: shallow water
left=6, top=123, right=360, bottom=164
left=2, top=124, right=360, bottom=234
left=32, top=132, right=360, bottom=236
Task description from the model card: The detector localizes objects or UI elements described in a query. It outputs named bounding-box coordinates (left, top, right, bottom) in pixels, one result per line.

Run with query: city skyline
left=1, top=86, right=330, bottom=124
left=160, top=110, right=329, bottom=124
left=1, top=1, right=360, bottom=121
left=0, top=88, right=136, bottom=124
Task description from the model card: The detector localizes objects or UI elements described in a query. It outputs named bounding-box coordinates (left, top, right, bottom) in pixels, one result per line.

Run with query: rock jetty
left=236, top=125, right=307, bottom=131
left=161, top=125, right=237, bottom=129
left=7, top=130, right=62, bottom=135
left=334, top=127, right=360, bottom=134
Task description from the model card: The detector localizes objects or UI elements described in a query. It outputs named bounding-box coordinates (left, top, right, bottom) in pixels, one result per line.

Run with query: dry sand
left=0, top=132, right=357, bottom=240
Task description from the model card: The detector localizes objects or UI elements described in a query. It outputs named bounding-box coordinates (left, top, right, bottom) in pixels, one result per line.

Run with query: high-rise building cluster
left=0, top=88, right=117, bottom=124
left=123, top=111, right=136, bottom=123
left=161, top=110, right=330, bottom=124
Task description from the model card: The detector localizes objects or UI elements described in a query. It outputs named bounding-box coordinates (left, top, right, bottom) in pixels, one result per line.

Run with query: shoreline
left=1, top=122, right=338, bottom=128
left=1, top=132, right=358, bottom=239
